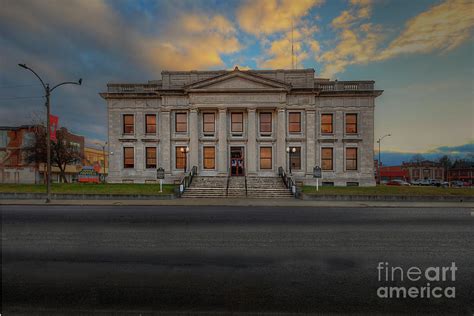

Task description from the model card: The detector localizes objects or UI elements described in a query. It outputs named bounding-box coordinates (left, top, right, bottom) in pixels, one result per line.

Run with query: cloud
left=321, top=0, right=474, bottom=77
left=237, top=0, right=323, bottom=36
left=378, top=0, right=474, bottom=60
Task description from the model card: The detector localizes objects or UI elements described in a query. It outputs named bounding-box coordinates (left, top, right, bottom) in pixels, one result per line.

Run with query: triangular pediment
left=185, top=68, right=291, bottom=92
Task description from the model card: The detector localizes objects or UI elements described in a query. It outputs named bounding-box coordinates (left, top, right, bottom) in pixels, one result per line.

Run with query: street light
left=286, top=146, right=297, bottom=175
left=376, top=134, right=391, bottom=184
left=18, top=63, right=82, bottom=203
left=180, top=146, right=190, bottom=173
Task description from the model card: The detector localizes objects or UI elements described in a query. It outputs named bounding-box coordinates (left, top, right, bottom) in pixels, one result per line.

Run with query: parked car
left=386, top=179, right=411, bottom=186
left=450, top=180, right=464, bottom=188
left=410, top=179, right=422, bottom=185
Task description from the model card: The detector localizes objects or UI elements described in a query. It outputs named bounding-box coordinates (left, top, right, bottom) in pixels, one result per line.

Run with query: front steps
left=181, top=176, right=294, bottom=199
left=181, top=176, right=227, bottom=198
left=246, top=177, right=294, bottom=198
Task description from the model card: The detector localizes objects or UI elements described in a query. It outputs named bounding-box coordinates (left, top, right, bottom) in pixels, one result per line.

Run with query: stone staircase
left=246, top=177, right=294, bottom=198
left=181, top=176, right=227, bottom=198
left=227, top=176, right=246, bottom=198
left=181, top=176, right=294, bottom=199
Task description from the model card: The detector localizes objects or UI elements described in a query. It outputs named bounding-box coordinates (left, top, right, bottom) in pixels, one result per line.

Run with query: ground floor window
left=123, top=147, right=134, bottom=168
left=289, top=147, right=301, bottom=170
left=321, top=147, right=333, bottom=170
left=203, top=146, right=215, bottom=169
left=175, top=146, right=186, bottom=169
left=145, top=147, right=156, bottom=169
left=347, top=182, right=359, bottom=186
left=260, top=147, right=272, bottom=169
left=346, top=147, right=358, bottom=170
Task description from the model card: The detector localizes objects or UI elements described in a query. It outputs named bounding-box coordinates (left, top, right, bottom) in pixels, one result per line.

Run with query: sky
left=0, top=0, right=473, bottom=164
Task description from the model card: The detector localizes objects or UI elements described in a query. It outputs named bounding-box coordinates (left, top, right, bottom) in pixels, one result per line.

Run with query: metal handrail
left=178, top=165, right=197, bottom=197
left=279, top=166, right=296, bottom=197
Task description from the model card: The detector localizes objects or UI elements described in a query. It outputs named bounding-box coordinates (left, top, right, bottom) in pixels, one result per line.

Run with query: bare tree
left=410, top=154, right=425, bottom=164
left=25, top=125, right=83, bottom=183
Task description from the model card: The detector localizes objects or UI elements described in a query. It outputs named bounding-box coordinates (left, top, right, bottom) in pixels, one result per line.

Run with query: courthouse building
left=100, top=67, right=382, bottom=186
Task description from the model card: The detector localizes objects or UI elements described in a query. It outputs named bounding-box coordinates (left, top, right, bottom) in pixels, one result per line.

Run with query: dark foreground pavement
left=1, top=205, right=473, bottom=315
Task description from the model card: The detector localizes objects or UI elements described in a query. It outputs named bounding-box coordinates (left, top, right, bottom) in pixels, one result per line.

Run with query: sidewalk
left=1, top=198, right=473, bottom=208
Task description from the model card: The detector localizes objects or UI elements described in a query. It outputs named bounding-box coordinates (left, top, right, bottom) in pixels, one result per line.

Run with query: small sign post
left=157, top=167, right=165, bottom=193
left=313, top=166, right=322, bottom=192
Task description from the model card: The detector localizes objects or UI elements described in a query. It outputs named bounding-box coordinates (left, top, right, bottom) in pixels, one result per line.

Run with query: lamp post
left=18, top=64, right=82, bottom=203
left=376, top=134, right=391, bottom=184
left=286, top=146, right=296, bottom=175
left=180, top=146, right=190, bottom=173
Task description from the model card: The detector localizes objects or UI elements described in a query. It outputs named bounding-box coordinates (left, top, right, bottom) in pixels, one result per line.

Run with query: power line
left=0, top=83, right=43, bottom=89
left=0, top=96, right=44, bottom=100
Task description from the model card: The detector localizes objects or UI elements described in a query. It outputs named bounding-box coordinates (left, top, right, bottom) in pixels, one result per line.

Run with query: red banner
left=49, top=114, right=59, bottom=142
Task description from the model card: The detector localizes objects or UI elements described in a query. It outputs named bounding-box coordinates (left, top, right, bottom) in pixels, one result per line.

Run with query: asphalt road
left=1, top=205, right=473, bottom=315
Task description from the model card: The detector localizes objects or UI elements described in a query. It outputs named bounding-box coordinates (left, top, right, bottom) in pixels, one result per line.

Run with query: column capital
left=218, top=107, right=227, bottom=113
left=247, top=107, right=256, bottom=113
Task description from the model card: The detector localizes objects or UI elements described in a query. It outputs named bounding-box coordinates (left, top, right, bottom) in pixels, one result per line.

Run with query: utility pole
left=18, top=64, right=82, bottom=203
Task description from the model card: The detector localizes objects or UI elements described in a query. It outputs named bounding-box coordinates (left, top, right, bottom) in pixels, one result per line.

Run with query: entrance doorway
left=230, top=147, right=245, bottom=176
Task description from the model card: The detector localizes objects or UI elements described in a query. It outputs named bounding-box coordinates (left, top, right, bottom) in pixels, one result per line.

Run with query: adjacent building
left=401, top=160, right=444, bottom=182
left=100, top=68, right=383, bottom=186
left=0, top=125, right=85, bottom=183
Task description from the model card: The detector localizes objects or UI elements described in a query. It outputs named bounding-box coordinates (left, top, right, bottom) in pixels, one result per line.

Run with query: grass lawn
left=302, top=185, right=474, bottom=196
left=0, top=183, right=176, bottom=195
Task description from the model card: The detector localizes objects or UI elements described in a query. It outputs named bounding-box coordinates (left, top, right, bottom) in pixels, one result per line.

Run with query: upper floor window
left=345, top=113, right=357, bottom=134
left=259, top=112, right=272, bottom=134
left=123, top=114, right=134, bottom=134
left=231, top=113, right=243, bottom=134
left=203, top=113, right=215, bottom=135
left=321, top=147, right=333, bottom=170
left=321, top=114, right=333, bottom=134
left=288, top=112, right=301, bottom=133
left=145, top=147, right=157, bottom=169
left=346, top=147, right=357, bottom=170
left=145, top=114, right=156, bottom=134
left=175, top=113, right=187, bottom=133
left=123, top=147, right=134, bottom=168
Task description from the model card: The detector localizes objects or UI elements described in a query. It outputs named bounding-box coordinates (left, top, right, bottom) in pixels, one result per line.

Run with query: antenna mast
left=291, top=18, right=295, bottom=69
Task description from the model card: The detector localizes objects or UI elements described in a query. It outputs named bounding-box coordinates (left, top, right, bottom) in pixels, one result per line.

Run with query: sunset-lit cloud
left=378, top=0, right=474, bottom=60
left=237, top=0, right=323, bottom=36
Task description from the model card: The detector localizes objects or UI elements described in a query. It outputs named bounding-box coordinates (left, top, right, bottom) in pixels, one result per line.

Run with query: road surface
left=1, top=205, right=473, bottom=315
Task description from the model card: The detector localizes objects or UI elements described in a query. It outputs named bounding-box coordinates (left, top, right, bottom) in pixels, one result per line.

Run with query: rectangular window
left=145, top=114, right=156, bottom=134
left=260, top=112, right=272, bottom=134
left=123, top=114, right=134, bottom=134
left=203, top=146, right=215, bottom=169
left=175, top=146, right=186, bottom=169
left=231, top=113, right=243, bottom=133
left=288, top=112, right=301, bottom=133
left=321, top=147, right=333, bottom=170
left=321, top=114, right=333, bottom=134
left=289, top=147, right=301, bottom=170
left=345, top=113, right=357, bottom=134
left=203, top=113, right=215, bottom=134
left=175, top=113, right=187, bottom=133
left=260, top=147, right=272, bottom=169
left=145, top=147, right=157, bottom=169
left=346, top=147, right=358, bottom=170
left=123, top=147, right=134, bottom=168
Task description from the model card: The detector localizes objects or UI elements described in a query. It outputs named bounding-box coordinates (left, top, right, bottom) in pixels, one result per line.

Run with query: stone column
left=218, top=108, right=227, bottom=174
left=159, top=110, right=171, bottom=175
left=276, top=108, right=286, bottom=171
left=247, top=108, right=257, bottom=175
left=189, top=108, right=199, bottom=169
left=306, top=109, right=316, bottom=176
left=335, top=110, right=344, bottom=173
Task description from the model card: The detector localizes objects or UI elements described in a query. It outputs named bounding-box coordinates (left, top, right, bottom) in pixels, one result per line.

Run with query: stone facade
left=100, top=68, right=383, bottom=186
